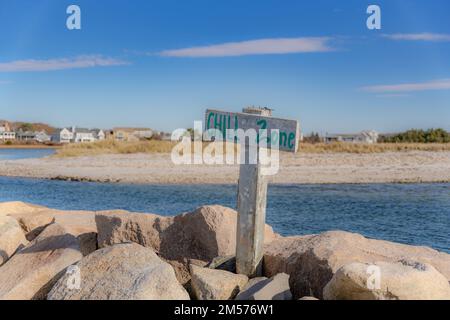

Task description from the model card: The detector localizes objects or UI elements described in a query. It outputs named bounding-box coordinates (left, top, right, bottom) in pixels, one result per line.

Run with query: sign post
left=204, top=108, right=299, bottom=277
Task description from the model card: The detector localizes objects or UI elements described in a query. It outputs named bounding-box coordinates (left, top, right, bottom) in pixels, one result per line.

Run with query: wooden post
left=236, top=136, right=268, bottom=277
left=203, top=107, right=299, bottom=277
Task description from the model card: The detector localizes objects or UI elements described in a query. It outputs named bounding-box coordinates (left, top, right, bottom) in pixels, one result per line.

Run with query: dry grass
left=55, top=140, right=177, bottom=157
left=54, top=139, right=450, bottom=157
left=299, top=142, right=450, bottom=153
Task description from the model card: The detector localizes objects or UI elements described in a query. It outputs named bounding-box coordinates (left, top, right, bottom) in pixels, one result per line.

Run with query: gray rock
left=48, top=242, right=190, bottom=300
left=235, top=273, right=292, bottom=300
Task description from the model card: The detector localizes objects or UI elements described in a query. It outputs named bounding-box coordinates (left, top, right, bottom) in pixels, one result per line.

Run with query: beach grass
left=298, top=142, right=450, bottom=153
left=53, top=139, right=450, bottom=157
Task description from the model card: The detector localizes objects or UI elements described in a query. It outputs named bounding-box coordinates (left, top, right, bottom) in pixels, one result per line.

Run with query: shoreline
left=1, top=150, right=450, bottom=184
left=0, top=145, right=60, bottom=149
left=1, top=174, right=450, bottom=186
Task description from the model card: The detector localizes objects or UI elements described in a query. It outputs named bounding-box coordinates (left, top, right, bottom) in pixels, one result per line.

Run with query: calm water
left=0, top=148, right=55, bottom=160
left=0, top=177, right=448, bottom=253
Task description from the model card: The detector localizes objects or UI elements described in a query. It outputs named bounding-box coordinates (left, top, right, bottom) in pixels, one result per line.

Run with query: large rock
left=235, top=273, right=292, bottom=300
left=0, top=223, right=82, bottom=300
left=263, top=231, right=450, bottom=299
left=48, top=243, right=189, bottom=300
left=0, top=216, right=28, bottom=265
left=190, top=264, right=248, bottom=300
left=323, top=260, right=450, bottom=300
left=96, top=205, right=278, bottom=284
left=0, top=201, right=98, bottom=256
left=0, top=201, right=45, bottom=216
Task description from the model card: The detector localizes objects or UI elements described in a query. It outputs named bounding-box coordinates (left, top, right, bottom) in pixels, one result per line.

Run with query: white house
left=0, top=123, right=16, bottom=141
left=35, top=131, right=51, bottom=143
left=52, top=128, right=74, bottom=144
left=91, top=129, right=105, bottom=141
left=51, top=127, right=105, bottom=143
left=325, top=130, right=379, bottom=144
left=73, top=128, right=96, bottom=143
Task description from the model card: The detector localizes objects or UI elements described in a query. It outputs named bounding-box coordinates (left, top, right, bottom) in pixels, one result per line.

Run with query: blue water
left=0, top=148, right=55, bottom=160
left=0, top=177, right=448, bottom=253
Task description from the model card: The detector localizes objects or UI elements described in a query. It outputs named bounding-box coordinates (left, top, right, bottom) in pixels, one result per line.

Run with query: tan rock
left=190, top=264, right=248, bottom=300
left=96, top=211, right=167, bottom=251
left=0, top=201, right=45, bottom=216
left=0, top=223, right=82, bottom=300
left=0, top=202, right=98, bottom=256
left=15, top=212, right=54, bottom=240
left=263, top=231, right=450, bottom=299
left=0, top=216, right=28, bottom=265
left=48, top=243, right=189, bottom=300
left=96, top=205, right=278, bottom=284
left=323, top=260, right=450, bottom=300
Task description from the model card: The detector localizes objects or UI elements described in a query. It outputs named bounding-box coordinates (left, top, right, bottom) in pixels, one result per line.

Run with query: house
left=52, top=128, right=74, bottom=144
left=16, top=129, right=52, bottom=143
left=51, top=127, right=105, bottom=143
left=242, top=106, right=273, bottom=117
left=325, top=130, right=379, bottom=144
left=0, top=123, right=16, bottom=141
left=111, top=127, right=153, bottom=142
left=91, top=129, right=105, bottom=141
left=16, top=130, right=36, bottom=141
left=73, top=128, right=97, bottom=143
left=35, top=131, right=51, bottom=143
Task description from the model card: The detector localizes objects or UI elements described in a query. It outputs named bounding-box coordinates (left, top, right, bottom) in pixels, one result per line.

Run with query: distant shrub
left=5, top=140, right=12, bottom=145
left=379, top=129, right=450, bottom=143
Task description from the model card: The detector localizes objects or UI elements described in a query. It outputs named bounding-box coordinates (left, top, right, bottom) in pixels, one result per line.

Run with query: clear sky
left=0, top=0, right=449, bottom=134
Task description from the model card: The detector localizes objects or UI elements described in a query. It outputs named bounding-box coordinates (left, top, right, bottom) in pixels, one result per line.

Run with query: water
left=0, top=176, right=448, bottom=253
left=0, top=148, right=55, bottom=160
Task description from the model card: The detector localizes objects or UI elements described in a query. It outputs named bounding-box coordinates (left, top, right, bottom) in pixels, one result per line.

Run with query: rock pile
left=0, top=201, right=448, bottom=300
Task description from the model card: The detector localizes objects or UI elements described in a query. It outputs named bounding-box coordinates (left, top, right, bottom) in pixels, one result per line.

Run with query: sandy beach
left=0, top=151, right=449, bottom=184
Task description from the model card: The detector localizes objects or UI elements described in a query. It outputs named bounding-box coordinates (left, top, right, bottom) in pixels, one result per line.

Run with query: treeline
left=379, top=129, right=450, bottom=143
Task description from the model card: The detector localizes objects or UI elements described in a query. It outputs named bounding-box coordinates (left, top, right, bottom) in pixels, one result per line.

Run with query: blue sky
left=0, top=0, right=449, bottom=134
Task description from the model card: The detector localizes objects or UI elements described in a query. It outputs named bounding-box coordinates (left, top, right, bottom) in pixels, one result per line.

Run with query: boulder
left=235, top=273, right=292, bottom=300
left=0, top=202, right=98, bottom=256
left=263, top=231, right=450, bottom=299
left=96, top=210, right=168, bottom=251
left=48, top=243, right=190, bottom=300
left=190, top=264, right=248, bottom=300
left=0, top=216, right=28, bottom=265
left=0, top=201, right=45, bottom=216
left=96, top=205, right=278, bottom=284
left=0, top=223, right=82, bottom=300
left=323, top=260, right=450, bottom=300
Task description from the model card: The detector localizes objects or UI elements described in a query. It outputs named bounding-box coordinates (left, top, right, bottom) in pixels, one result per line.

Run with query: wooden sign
left=204, top=109, right=300, bottom=152
left=204, top=108, right=300, bottom=277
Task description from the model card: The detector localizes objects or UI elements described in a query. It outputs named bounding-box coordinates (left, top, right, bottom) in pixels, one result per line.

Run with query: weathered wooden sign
left=204, top=109, right=300, bottom=152
left=204, top=108, right=300, bottom=277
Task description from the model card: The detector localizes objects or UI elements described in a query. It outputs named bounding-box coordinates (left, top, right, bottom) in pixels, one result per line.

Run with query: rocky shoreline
left=0, top=201, right=449, bottom=300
